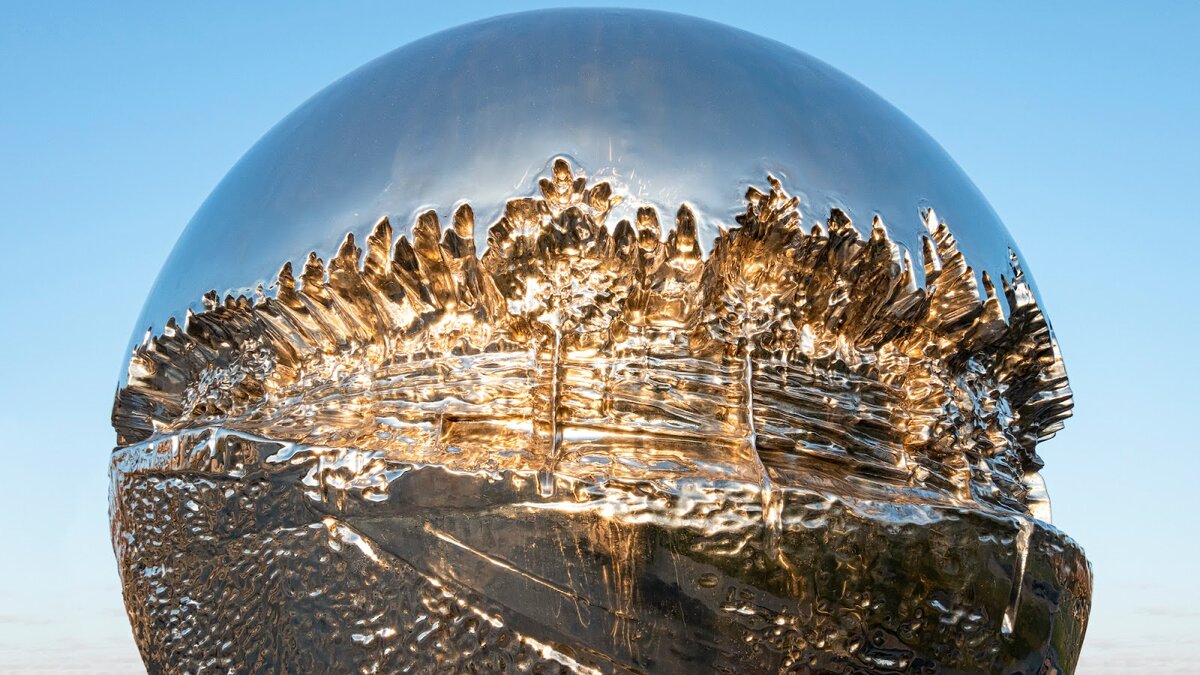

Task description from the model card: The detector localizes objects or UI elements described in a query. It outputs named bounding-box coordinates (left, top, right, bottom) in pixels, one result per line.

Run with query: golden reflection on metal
left=112, top=159, right=1087, bottom=673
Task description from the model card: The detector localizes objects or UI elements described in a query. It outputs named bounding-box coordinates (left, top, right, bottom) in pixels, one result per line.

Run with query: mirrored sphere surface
left=132, top=8, right=1037, bottom=349
left=111, top=9, right=1090, bottom=674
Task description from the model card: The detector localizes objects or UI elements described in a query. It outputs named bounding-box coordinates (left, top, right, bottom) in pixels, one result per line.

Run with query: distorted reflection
left=112, top=159, right=1088, bottom=673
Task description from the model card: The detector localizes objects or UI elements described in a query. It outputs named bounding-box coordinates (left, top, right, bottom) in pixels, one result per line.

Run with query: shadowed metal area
left=130, top=8, right=1035, bottom=363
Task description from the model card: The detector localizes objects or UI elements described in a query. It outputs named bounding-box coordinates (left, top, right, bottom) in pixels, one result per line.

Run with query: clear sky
left=1, top=2, right=1196, bottom=672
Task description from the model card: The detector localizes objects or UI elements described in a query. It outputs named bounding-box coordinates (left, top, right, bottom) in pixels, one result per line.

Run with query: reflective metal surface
left=111, top=9, right=1090, bottom=674
left=128, top=8, right=1041, bottom=363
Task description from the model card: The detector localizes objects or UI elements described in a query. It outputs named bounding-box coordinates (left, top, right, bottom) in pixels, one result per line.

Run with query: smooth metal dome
left=130, top=8, right=1036, bottom=356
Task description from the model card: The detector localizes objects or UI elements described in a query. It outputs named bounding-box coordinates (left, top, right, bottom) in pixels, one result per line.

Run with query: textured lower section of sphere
left=111, top=160, right=1088, bottom=671
left=112, top=429, right=1090, bottom=673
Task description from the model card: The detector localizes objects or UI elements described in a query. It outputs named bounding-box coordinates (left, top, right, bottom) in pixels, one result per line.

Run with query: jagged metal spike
left=114, top=159, right=1072, bottom=518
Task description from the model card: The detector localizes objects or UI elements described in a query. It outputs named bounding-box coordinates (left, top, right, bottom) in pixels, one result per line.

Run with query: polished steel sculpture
left=111, top=9, right=1090, bottom=673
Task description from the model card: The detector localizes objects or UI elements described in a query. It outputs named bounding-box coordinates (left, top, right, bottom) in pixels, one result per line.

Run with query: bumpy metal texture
left=111, top=9, right=1090, bottom=674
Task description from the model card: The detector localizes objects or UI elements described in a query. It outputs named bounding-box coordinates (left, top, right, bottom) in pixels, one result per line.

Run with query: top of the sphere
left=129, top=8, right=1038, bottom=354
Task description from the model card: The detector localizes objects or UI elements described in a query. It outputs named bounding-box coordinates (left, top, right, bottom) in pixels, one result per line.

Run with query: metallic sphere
left=112, top=9, right=1089, bottom=673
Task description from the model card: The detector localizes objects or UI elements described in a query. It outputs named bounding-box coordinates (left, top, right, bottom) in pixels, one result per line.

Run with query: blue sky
left=1, top=2, right=1197, bottom=672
